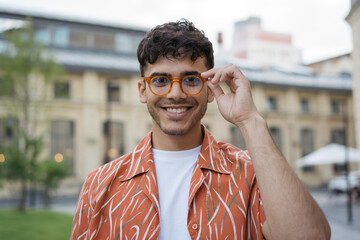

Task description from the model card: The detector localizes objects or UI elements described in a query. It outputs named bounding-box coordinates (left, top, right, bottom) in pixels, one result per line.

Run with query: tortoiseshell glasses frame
left=143, top=75, right=208, bottom=96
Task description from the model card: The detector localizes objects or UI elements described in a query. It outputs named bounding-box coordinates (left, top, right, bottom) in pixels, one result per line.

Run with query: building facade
left=0, top=8, right=151, bottom=194
left=346, top=0, right=360, bottom=151
left=232, top=17, right=302, bottom=66
left=307, top=53, right=353, bottom=76
left=0, top=8, right=356, bottom=194
left=216, top=58, right=355, bottom=186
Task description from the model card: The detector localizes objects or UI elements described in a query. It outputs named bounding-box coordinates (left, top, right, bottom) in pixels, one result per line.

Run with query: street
left=310, top=189, right=360, bottom=239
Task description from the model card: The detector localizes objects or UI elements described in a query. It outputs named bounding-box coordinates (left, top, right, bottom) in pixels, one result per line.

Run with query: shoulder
left=218, top=141, right=251, bottom=163
left=217, top=141, right=257, bottom=183
left=83, top=151, right=134, bottom=192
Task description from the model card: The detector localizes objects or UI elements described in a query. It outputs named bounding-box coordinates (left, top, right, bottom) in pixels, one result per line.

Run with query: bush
left=37, top=159, right=68, bottom=207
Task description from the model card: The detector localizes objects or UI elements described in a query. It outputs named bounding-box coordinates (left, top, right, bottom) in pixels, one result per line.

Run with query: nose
left=166, top=80, right=187, bottom=100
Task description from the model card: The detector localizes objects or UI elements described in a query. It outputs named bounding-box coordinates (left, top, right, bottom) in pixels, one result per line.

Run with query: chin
left=162, top=128, right=188, bottom=136
left=159, top=124, right=192, bottom=136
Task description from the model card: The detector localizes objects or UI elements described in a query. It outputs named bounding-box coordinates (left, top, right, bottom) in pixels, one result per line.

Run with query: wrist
left=235, top=113, right=266, bottom=134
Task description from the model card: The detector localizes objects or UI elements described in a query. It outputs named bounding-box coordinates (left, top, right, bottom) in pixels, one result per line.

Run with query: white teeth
left=166, top=108, right=187, bottom=113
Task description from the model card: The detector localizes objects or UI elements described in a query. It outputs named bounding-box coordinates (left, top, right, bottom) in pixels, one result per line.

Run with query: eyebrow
left=181, top=71, right=201, bottom=76
left=149, top=71, right=201, bottom=77
left=150, top=72, right=171, bottom=77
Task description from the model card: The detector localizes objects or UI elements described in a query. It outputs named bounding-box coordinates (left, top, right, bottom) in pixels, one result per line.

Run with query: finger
left=203, top=64, right=245, bottom=85
left=210, top=70, right=224, bottom=84
left=202, top=64, right=234, bottom=83
left=219, top=64, right=242, bottom=82
left=201, top=66, right=221, bottom=78
left=207, top=81, right=225, bottom=100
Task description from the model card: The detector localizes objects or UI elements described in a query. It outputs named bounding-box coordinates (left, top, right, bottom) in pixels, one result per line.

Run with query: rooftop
left=217, top=58, right=352, bottom=91
left=0, top=5, right=149, bottom=33
left=0, top=6, right=354, bottom=89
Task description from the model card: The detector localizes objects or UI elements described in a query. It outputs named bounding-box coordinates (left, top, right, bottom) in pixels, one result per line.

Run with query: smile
left=166, top=107, right=188, bottom=113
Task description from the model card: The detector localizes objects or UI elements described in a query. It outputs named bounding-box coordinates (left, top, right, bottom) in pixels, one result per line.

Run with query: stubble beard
left=147, top=100, right=208, bottom=136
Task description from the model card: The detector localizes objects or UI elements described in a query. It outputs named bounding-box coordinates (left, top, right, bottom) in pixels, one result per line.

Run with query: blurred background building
left=0, top=6, right=359, bottom=196
left=0, top=8, right=151, bottom=195
left=307, top=53, right=353, bottom=76
left=346, top=0, right=360, bottom=152
left=232, top=17, right=302, bottom=66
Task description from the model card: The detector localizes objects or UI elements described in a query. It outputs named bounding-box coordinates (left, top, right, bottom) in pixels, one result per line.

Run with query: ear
left=207, top=86, right=215, bottom=103
left=138, top=80, right=147, bottom=103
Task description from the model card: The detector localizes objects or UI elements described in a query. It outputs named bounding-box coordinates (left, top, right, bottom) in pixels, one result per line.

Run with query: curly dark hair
left=137, top=19, right=214, bottom=77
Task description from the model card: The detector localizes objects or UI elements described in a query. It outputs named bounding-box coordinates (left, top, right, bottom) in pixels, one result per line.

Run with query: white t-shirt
left=152, top=145, right=201, bottom=240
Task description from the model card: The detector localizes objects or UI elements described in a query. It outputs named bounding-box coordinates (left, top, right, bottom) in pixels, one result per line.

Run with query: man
left=71, top=20, right=331, bottom=240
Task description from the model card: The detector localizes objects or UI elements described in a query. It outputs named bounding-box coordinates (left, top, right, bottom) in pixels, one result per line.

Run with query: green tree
left=0, top=135, right=42, bottom=210
left=0, top=18, right=65, bottom=211
left=37, top=158, right=68, bottom=208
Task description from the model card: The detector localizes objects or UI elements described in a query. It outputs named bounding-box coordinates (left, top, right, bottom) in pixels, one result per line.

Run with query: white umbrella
left=296, top=143, right=360, bottom=167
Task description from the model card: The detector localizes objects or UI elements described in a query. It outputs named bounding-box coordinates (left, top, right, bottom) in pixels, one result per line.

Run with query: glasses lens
left=150, top=77, right=171, bottom=95
left=182, top=76, right=202, bottom=95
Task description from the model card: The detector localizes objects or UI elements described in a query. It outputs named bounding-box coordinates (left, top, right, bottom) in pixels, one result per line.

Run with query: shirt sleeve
left=70, top=174, right=92, bottom=240
left=249, top=177, right=267, bottom=240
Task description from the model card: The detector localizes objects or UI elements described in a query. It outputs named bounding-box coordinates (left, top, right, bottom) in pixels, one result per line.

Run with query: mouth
left=160, top=105, right=194, bottom=115
left=165, top=107, right=190, bottom=113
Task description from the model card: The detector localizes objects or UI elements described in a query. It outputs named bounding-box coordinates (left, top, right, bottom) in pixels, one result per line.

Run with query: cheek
left=199, top=91, right=210, bottom=103
left=146, top=94, right=161, bottom=106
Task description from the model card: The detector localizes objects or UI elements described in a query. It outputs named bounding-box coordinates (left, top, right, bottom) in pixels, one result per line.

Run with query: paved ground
left=1, top=189, right=360, bottom=239
left=310, top=189, right=360, bottom=239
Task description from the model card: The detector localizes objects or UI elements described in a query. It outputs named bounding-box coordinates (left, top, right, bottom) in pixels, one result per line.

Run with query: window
left=54, top=27, right=69, bottom=47
left=300, top=98, right=310, bottom=113
left=103, top=121, right=124, bottom=163
left=35, top=28, right=50, bottom=45
left=302, top=165, right=316, bottom=172
left=331, top=100, right=345, bottom=114
left=333, top=163, right=346, bottom=173
left=69, top=29, right=90, bottom=48
left=115, top=32, right=132, bottom=53
left=54, top=82, right=70, bottom=99
left=133, top=35, right=143, bottom=49
left=340, top=72, right=351, bottom=78
left=0, top=117, right=17, bottom=144
left=94, top=32, right=115, bottom=51
left=230, top=126, right=246, bottom=150
left=331, top=129, right=345, bottom=145
left=51, top=120, right=75, bottom=175
left=300, top=129, right=314, bottom=156
left=269, top=127, right=282, bottom=151
left=267, top=96, right=278, bottom=111
left=107, top=80, right=120, bottom=102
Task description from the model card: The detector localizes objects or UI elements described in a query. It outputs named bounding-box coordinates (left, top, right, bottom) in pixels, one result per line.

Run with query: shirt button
left=192, top=224, right=198, bottom=230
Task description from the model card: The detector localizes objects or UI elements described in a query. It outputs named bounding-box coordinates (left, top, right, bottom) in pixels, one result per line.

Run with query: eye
left=183, top=76, right=201, bottom=87
left=151, top=76, right=170, bottom=87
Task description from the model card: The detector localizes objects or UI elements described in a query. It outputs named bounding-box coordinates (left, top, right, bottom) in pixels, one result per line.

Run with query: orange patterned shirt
left=71, top=128, right=266, bottom=240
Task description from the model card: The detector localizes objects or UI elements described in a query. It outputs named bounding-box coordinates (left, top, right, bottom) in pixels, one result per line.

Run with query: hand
left=202, top=64, right=259, bottom=128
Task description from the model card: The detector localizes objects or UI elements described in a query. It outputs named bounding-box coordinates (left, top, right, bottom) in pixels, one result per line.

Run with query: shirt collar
left=119, top=125, right=231, bottom=182
left=197, top=125, right=231, bottom=174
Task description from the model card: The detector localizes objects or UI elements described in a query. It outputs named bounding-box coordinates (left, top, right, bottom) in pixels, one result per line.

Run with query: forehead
left=144, top=55, right=208, bottom=77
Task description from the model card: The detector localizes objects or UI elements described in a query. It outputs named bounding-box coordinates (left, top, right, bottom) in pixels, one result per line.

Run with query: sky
left=0, top=0, right=353, bottom=64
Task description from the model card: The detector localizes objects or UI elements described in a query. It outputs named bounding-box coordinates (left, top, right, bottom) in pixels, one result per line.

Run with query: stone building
left=232, top=17, right=302, bottom=66
left=0, top=8, right=356, bottom=192
left=216, top=57, right=355, bottom=186
left=307, top=53, right=353, bottom=76
left=346, top=0, right=360, bottom=151
left=0, top=8, right=149, bottom=193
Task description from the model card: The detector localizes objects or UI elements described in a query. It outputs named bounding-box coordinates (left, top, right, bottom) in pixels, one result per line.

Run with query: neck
left=151, top=123, right=203, bottom=151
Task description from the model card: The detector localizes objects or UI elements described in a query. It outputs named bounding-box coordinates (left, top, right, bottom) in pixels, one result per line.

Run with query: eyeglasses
left=143, top=75, right=207, bottom=96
